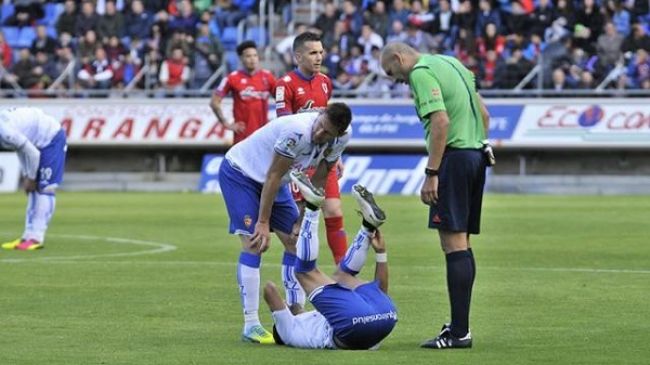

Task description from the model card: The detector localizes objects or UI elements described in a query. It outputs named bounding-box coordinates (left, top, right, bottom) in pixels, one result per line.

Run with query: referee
left=380, top=42, right=492, bottom=349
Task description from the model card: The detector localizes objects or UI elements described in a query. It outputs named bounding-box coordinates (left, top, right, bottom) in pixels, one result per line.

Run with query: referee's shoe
left=421, top=324, right=472, bottom=349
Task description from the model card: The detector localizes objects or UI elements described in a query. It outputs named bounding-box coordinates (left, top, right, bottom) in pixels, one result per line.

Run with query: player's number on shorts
left=39, top=167, right=52, bottom=181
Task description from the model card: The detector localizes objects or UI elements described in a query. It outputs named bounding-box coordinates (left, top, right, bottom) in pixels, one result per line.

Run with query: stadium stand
left=0, top=0, right=647, bottom=96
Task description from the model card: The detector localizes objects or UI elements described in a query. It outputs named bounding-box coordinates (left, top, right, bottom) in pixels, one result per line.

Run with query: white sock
left=282, top=252, right=305, bottom=307
left=295, top=208, right=320, bottom=272
left=23, top=192, right=56, bottom=243
left=339, top=227, right=372, bottom=275
left=237, top=252, right=261, bottom=332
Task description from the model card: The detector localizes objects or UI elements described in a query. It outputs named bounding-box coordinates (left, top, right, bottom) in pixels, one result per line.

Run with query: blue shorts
left=38, top=129, right=67, bottom=193
left=218, top=159, right=299, bottom=235
left=310, top=281, right=398, bottom=350
left=429, top=148, right=487, bottom=234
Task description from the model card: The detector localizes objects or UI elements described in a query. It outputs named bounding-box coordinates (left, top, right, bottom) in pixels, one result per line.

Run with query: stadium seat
left=225, top=50, right=240, bottom=71
left=0, top=4, right=14, bottom=25
left=245, top=26, right=267, bottom=47
left=46, top=26, right=57, bottom=39
left=2, top=26, right=20, bottom=48
left=42, top=3, right=64, bottom=26
left=221, top=26, right=239, bottom=51
left=16, top=27, right=36, bottom=48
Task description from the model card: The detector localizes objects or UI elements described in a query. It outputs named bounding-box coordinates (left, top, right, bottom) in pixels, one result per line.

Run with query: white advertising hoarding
left=0, top=152, right=20, bottom=193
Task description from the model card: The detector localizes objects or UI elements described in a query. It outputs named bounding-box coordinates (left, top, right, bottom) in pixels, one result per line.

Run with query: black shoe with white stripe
left=420, top=324, right=472, bottom=349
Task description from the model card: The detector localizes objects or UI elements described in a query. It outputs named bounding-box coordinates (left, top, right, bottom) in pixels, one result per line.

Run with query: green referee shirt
left=408, top=54, right=485, bottom=151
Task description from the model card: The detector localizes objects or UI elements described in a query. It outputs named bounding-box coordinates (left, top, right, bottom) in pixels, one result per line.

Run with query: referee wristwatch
left=424, top=167, right=439, bottom=177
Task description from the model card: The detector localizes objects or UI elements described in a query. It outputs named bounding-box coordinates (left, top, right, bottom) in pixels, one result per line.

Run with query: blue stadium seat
left=42, top=3, right=64, bottom=26
left=225, top=50, right=240, bottom=71
left=16, top=27, right=36, bottom=48
left=0, top=4, right=14, bottom=25
left=245, top=26, right=267, bottom=47
left=221, top=27, right=238, bottom=51
left=2, top=26, right=20, bottom=48
left=46, top=26, right=57, bottom=39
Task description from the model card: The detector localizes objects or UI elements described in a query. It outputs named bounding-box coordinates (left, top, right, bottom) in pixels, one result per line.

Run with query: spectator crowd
left=0, top=0, right=649, bottom=96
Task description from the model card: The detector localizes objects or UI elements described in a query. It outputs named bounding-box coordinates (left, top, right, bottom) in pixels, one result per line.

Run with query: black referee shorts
left=428, top=148, right=487, bottom=234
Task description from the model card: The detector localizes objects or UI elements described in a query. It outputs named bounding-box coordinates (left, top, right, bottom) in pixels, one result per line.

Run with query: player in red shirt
left=210, top=40, right=276, bottom=145
left=275, top=32, right=349, bottom=313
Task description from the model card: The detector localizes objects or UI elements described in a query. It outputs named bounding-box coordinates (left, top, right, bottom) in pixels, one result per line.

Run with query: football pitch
left=1, top=192, right=649, bottom=365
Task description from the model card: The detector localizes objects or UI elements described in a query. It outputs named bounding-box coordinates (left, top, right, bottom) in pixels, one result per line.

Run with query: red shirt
left=275, top=69, right=332, bottom=117
left=215, top=69, right=276, bottom=144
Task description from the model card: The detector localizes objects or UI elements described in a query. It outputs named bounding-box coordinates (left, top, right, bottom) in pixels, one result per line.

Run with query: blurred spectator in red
left=454, top=28, right=477, bottom=64
left=159, top=47, right=190, bottom=93
left=76, top=0, right=99, bottom=37
left=480, top=49, right=502, bottom=88
left=78, top=47, right=114, bottom=90
left=0, top=32, right=13, bottom=70
left=56, top=0, right=78, bottom=37
left=477, top=22, right=505, bottom=58
left=97, top=0, right=126, bottom=42
left=407, top=0, right=434, bottom=32
left=104, top=35, right=127, bottom=62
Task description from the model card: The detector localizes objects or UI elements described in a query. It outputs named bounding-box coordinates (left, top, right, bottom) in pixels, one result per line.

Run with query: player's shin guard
left=295, top=208, right=320, bottom=272
left=324, top=216, right=347, bottom=264
left=339, top=227, right=372, bottom=275
left=23, top=191, right=56, bottom=243
left=281, top=252, right=305, bottom=307
left=446, top=250, right=474, bottom=338
left=238, top=252, right=262, bottom=330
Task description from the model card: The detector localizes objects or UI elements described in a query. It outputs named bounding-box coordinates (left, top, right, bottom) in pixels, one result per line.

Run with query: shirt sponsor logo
left=322, top=83, right=328, bottom=94
left=239, top=86, right=270, bottom=100
left=351, top=311, right=397, bottom=325
left=297, top=87, right=305, bottom=95
left=243, top=215, right=252, bottom=228
left=431, top=88, right=440, bottom=97
left=276, top=86, right=285, bottom=101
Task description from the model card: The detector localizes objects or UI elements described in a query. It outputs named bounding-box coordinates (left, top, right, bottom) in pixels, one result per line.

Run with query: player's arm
left=211, top=77, right=245, bottom=133
left=409, top=67, right=448, bottom=206
left=0, top=123, right=39, bottom=191
left=251, top=152, right=293, bottom=252
left=275, top=80, right=294, bottom=117
left=478, top=94, right=490, bottom=138
left=370, top=229, right=389, bottom=294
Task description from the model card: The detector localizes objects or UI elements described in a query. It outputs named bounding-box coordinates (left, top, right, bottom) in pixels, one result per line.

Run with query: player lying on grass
left=218, top=103, right=352, bottom=344
left=262, top=171, right=398, bottom=350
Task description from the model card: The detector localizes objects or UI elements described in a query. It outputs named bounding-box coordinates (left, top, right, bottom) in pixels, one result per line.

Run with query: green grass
left=1, top=192, right=649, bottom=365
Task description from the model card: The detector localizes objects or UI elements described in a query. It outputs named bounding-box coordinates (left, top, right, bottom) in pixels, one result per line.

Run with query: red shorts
left=291, top=165, right=341, bottom=201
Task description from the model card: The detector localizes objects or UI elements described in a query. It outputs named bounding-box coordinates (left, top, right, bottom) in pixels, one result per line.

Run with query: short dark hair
left=236, top=40, right=257, bottom=56
left=325, top=103, right=352, bottom=135
left=292, top=32, right=321, bottom=53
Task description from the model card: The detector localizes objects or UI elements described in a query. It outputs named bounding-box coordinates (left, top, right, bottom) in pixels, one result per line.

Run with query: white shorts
left=271, top=308, right=335, bottom=349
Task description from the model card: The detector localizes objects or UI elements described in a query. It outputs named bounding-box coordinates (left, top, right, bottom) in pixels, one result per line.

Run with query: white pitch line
left=0, top=233, right=176, bottom=263
left=3, top=258, right=649, bottom=275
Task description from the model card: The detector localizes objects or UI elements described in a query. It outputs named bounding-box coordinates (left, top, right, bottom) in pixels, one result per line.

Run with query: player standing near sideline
left=380, top=42, right=492, bottom=349
left=275, top=32, right=349, bottom=313
left=1, top=107, right=67, bottom=251
left=217, top=103, right=352, bottom=344
left=263, top=172, right=397, bottom=350
left=210, top=40, right=276, bottom=145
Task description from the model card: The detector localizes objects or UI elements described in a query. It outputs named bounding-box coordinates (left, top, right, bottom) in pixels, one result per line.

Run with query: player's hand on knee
left=251, top=222, right=271, bottom=253
left=420, top=176, right=438, bottom=205
left=23, top=178, right=37, bottom=193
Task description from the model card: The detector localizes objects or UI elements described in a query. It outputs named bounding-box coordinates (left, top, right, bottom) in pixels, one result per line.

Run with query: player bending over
left=1, top=107, right=67, bottom=251
left=263, top=172, right=397, bottom=350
